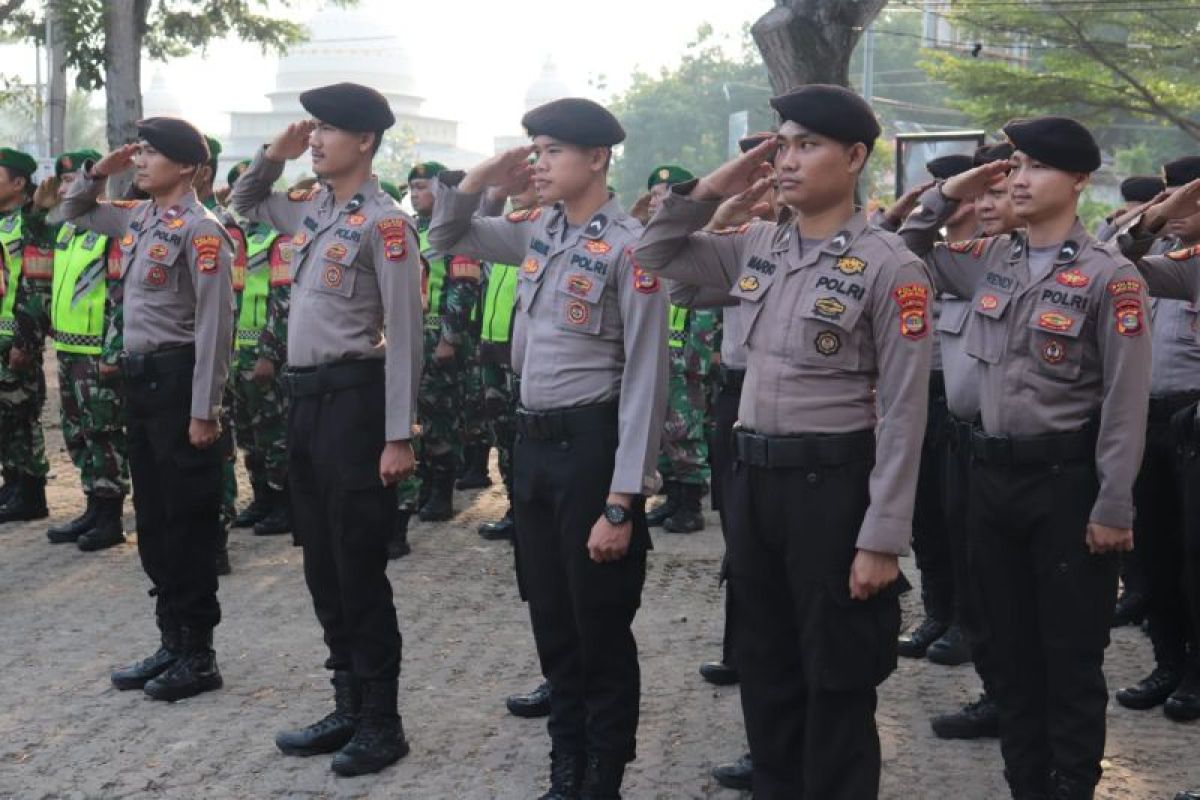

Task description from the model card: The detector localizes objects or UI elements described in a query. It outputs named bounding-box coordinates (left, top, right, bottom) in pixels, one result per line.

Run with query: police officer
left=1095, top=175, right=1166, bottom=242
left=222, top=155, right=293, bottom=540
left=641, top=165, right=715, bottom=535
left=0, top=147, right=51, bottom=523
left=18, top=150, right=130, bottom=551
left=408, top=161, right=482, bottom=521
left=60, top=118, right=236, bottom=701
left=428, top=97, right=668, bottom=799
left=637, top=84, right=930, bottom=800
left=231, top=82, right=421, bottom=777
left=899, top=116, right=1152, bottom=799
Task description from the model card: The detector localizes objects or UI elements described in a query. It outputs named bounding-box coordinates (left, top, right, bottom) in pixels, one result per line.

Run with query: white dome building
left=225, top=3, right=480, bottom=179
left=494, top=57, right=574, bottom=154
left=142, top=70, right=184, bottom=119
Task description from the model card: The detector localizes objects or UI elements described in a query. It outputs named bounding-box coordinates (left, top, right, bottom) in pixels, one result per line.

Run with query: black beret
left=1120, top=175, right=1166, bottom=202
left=522, top=98, right=625, bottom=147
left=926, top=154, right=975, bottom=180
left=300, top=82, right=395, bottom=132
left=1163, top=156, right=1200, bottom=188
left=973, top=142, right=1013, bottom=166
left=136, top=117, right=210, bottom=166
left=1002, top=116, right=1100, bottom=173
left=738, top=131, right=776, bottom=153
left=769, top=84, right=881, bottom=150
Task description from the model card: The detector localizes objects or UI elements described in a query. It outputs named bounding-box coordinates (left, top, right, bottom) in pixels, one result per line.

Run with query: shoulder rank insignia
left=288, top=186, right=320, bottom=202
left=110, top=199, right=142, bottom=209
left=507, top=208, right=542, bottom=224
left=835, top=256, right=866, bottom=275
left=948, top=239, right=986, bottom=257
left=1107, top=278, right=1142, bottom=297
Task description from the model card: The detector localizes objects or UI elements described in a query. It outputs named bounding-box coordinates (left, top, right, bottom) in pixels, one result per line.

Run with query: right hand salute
left=693, top=138, right=777, bottom=201
left=266, top=120, right=317, bottom=162
left=460, top=145, right=536, bottom=195
left=90, top=143, right=139, bottom=179
left=940, top=160, right=1010, bottom=202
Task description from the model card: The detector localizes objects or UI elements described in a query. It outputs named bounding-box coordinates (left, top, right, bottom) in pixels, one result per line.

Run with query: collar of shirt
left=544, top=194, right=627, bottom=246
left=779, top=209, right=871, bottom=269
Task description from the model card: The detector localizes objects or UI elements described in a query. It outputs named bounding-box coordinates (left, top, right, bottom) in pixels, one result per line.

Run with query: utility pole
left=861, top=24, right=876, bottom=102
left=47, top=2, right=67, bottom=156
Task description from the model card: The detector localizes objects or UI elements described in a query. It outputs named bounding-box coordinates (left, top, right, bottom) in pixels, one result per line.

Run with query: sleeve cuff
left=1090, top=498, right=1134, bottom=530
left=855, top=512, right=913, bottom=556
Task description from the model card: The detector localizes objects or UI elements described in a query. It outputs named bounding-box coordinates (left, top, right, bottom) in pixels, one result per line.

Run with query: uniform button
left=559, top=440, right=569, bottom=450
left=806, top=472, right=818, bottom=484
left=1050, top=464, right=1061, bottom=475
left=149, top=381, right=157, bottom=390
left=1058, top=562, right=1069, bottom=574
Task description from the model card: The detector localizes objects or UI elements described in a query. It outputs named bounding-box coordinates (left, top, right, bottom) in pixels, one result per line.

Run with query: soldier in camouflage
left=19, top=150, right=130, bottom=550
left=408, top=161, right=482, bottom=521
left=0, top=147, right=52, bottom=525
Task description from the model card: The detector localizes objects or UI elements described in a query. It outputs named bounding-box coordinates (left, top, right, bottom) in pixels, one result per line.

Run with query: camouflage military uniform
left=660, top=305, right=716, bottom=485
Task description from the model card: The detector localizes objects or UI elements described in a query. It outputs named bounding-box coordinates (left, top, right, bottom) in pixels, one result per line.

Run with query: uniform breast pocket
left=936, top=299, right=971, bottom=338
left=1176, top=306, right=1199, bottom=343
left=553, top=271, right=605, bottom=336
left=794, top=293, right=866, bottom=370
left=1027, top=305, right=1086, bottom=381
left=964, top=290, right=1013, bottom=365
left=515, top=268, right=545, bottom=313
left=139, top=259, right=180, bottom=292
left=311, top=260, right=358, bottom=299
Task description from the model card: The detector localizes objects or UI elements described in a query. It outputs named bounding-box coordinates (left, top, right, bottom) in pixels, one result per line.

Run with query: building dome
left=143, top=69, right=183, bottom=118
left=524, top=57, right=572, bottom=112
left=269, top=5, right=422, bottom=115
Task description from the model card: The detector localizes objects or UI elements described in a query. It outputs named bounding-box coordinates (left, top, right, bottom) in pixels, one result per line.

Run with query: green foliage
left=1112, top=143, right=1158, bottom=177
left=919, top=0, right=1200, bottom=146
left=607, top=24, right=772, bottom=206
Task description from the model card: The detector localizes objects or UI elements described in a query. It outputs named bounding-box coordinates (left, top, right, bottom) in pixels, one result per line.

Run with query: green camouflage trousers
left=418, top=326, right=466, bottom=481
left=396, top=433, right=423, bottom=512
left=219, top=384, right=237, bottom=529
left=460, top=333, right=490, bottom=452
left=658, top=309, right=716, bottom=486
left=481, top=357, right=516, bottom=498
left=229, top=347, right=289, bottom=491
left=57, top=352, right=129, bottom=497
left=0, top=338, right=48, bottom=479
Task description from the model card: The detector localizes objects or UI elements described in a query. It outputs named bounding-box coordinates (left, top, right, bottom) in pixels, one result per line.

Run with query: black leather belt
left=284, top=359, right=384, bottom=397
left=970, top=425, right=1095, bottom=466
left=516, top=402, right=618, bottom=441
left=945, top=413, right=978, bottom=455
left=121, top=344, right=195, bottom=380
left=718, top=366, right=745, bottom=392
left=1149, top=392, right=1200, bottom=423
left=734, top=428, right=874, bottom=469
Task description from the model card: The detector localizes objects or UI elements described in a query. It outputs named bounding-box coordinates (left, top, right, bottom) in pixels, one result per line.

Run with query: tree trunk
left=46, top=0, right=67, bottom=156
left=752, top=0, right=888, bottom=93
left=103, top=0, right=146, bottom=196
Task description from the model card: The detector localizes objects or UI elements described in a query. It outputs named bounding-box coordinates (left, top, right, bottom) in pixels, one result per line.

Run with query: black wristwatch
left=603, top=503, right=631, bottom=525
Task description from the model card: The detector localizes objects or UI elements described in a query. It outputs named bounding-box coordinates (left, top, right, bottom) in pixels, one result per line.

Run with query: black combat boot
left=580, top=754, right=626, bottom=800
left=537, top=749, right=585, bottom=800
left=47, top=493, right=98, bottom=543
left=214, top=524, right=232, bottom=576
left=711, top=752, right=753, bottom=791
left=253, top=486, right=292, bottom=536
left=645, top=482, right=679, bottom=527
left=112, top=617, right=182, bottom=690
left=1111, top=587, right=1147, bottom=627
left=478, top=507, right=515, bottom=541
left=1049, top=769, right=1095, bottom=800
left=926, top=623, right=973, bottom=665
left=1116, top=664, right=1183, bottom=710
left=77, top=496, right=126, bottom=552
left=1165, top=666, right=1200, bottom=722
left=331, top=678, right=409, bottom=776
left=418, top=454, right=456, bottom=522
left=897, top=617, right=949, bottom=659
left=930, top=693, right=1000, bottom=739
left=0, top=467, right=17, bottom=507
left=0, top=475, right=48, bottom=523
left=506, top=681, right=552, bottom=718
left=233, top=481, right=269, bottom=528
left=663, top=483, right=705, bottom=533
left=276, top=671, right=361, bottom=756
left=699, top=660, right=739, bottom=686
left=456, top=445, right=493, bottom=490
left=387, top=509, right=411, bottom=559
left=143, top=626, right=223, bottom=701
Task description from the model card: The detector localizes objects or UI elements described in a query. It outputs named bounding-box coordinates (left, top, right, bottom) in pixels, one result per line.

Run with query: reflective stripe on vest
left=0, top=210, right=25, bottom=339
left=235, top=230, right=278, bottom=349
left=51, top=224, right=109, bottom=355
left=669, top=304, right=689, bottom=349
left=481, top=263, right=519, bottom=344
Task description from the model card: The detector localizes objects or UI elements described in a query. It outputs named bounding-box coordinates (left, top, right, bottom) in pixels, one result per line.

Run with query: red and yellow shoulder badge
left=1107, top=278, right=1142, bottom=297
left=1167, top=244, right=1200, bottom=262
left=106, top=240, right=123, bottom=280
left=893, top=284, right=930, bottom=340
left=288, top=185, right=320, bottom=202
left=109, top=199, right=142, bottom=209
left=507, top=207, right=543, bottom=224
left=1056, top=269, right=1089, bottom=288
left=192, top=234, right=221, bottom=275
left=948, top=238, right=986, bottom=258
left=376, top=218, right=408, bottom=262
left=1114, top=298, right=1144, bottom=337
left=631, top=251, right=659, bottom=294
left=450, top=255, right=481, bottom=281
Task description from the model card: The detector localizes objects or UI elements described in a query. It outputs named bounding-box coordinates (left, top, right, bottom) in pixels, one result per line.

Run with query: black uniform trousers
left=1133, top=395, right=1200, bottom=669
left=707, top=368, right=743, bottom=667
left=123, top=346, right=224, bottom=632
left=970, top=430, right=1118, bottom=794
left=512, top=402, right=648, bottom=764
left=1179, top=408, right=1200, bottom=654
left=727, top=429, right=905, bottom=800
left=944, top=413, right=994, bottom=694
left=286, top=360, right=401, bottom=681
left=912, top=371, right=955, bottom=623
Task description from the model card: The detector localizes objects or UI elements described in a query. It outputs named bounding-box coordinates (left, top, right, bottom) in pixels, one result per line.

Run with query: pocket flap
left=937, top=299, right=971, bottom=334
left=973, top=289, right=1013, bottom=320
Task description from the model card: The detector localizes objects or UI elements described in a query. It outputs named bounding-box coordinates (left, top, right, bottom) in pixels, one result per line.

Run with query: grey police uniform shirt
left=665, top=262, right=749, bottom=370
left=899, top=186, right=1152, bottom=529
left=59, top=176, right=235, bottom=421
left=635, top=185, right=934, bottom=557
left=229, top=151, right=423, bottom=444
left=1138, top=237, right=1200, bottom=397
left=426, top=182, right=669, bottom=497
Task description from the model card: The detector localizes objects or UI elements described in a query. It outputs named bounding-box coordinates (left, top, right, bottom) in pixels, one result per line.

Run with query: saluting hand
left=90, top=144, right=139, bottom=179
left=266, top=120, right=317, bottom=162
left=693, top=138, right=778, bottom=202
left=940, top=161, right=1010, bottom=202
left=706, top=177, right=775, bottom=230
left=882, top=180, right=936, bottom=228
left=629, top=192, right=653, bottom=224
left=379, top=440, right=416, bottom=486
left=849, top=549, right=900, bottom=601
left=460, top=145, right=536, bottom=195
left=32, top=176, right=59, bottom=210
left=1143, top=178, right=1200, bottom=231
left=1086, top=522, right=1134, bottom=555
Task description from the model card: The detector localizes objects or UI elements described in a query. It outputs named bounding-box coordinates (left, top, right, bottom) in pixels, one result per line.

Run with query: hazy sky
left=1, top=0, right=771, bottom=155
